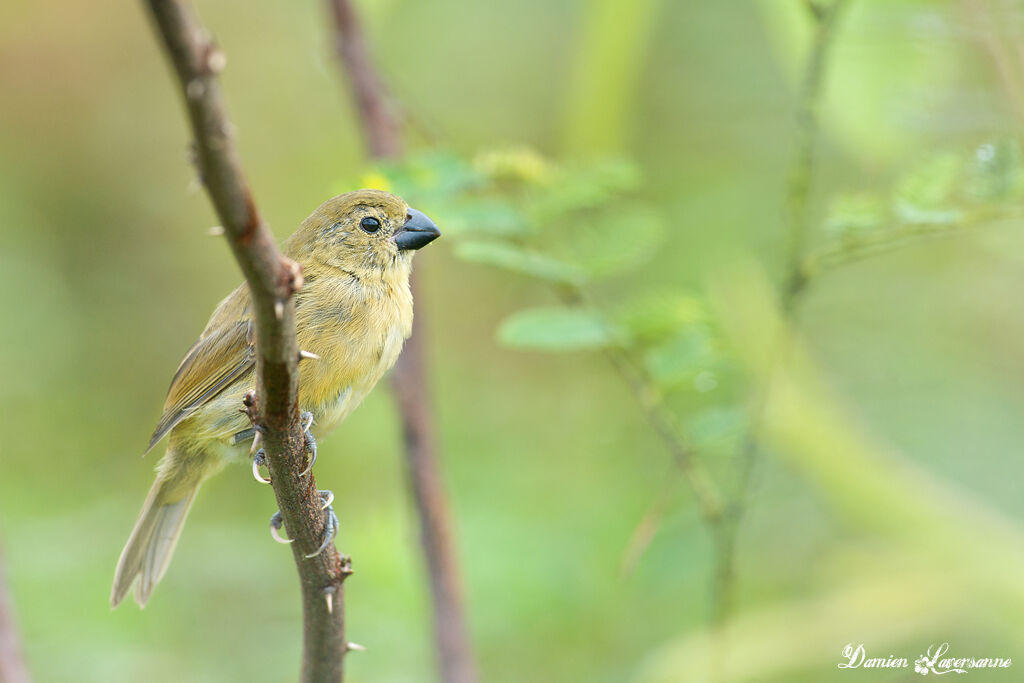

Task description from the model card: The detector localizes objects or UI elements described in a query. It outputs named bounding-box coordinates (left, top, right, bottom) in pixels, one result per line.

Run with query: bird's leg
left=269, top=510, right=293, bottom=544
left=305, top=489, right=339, bottom=559
left=245, top=414, right=313, bottom=482
left=299, top=411, right=317, bottom=477
left=269, top=491, right=339, bottom=556
left=238, top=425, right=271, bottom=484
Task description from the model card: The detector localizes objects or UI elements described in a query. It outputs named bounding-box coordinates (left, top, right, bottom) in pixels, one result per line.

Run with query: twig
left=326, top=3, right=478, bottom=683
left=800, top=206, right=1024, bottom=281
left=714, top=0, right=851, bottom=642
left=694, top=9, right=853, bottom=679
left=783, top=0, right=850, bottom=307
left=745, top=0, right=850, bottom=526
left=557, top=287, right=723, bottom=522
left=0, top=540, right=31, bottom=683
left=143, top=2, right=349, bottom=681
left=619, top=466, right=685, bottom=576
left=602, top=346, right=723, bottom=523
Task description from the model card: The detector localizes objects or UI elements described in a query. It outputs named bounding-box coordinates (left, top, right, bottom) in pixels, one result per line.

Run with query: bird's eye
left=360, top=216, right=381, bottom=233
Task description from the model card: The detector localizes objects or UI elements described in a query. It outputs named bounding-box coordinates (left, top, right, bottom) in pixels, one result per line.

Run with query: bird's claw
left=299, top=411, right=317, bottom=477
left=268, top=491, right=338, bottom=556
left=252, top=449, right=271, bottom=484
left=305, top=490, right=339, bottom=559
left=270, top=510, right=293, bottom=544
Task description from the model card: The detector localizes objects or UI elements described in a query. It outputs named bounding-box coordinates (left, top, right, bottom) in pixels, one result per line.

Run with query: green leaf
left=894, top=153, right=960, bottom=209
left=454, top=241, right=586, bottom=284
left=528, top=159, right=642, bottom=222
left=497, top=307, right=624, bottom=351
left=965, top=140, right=1024, bottom=203
left=645, top=327, right=720, bottom=390
left=686, top=406, right=747, bottom=449
left=892, top=152, right=966, bottom=225
left=615, top=291, right=707, bottom=344
left=473, top=147, right=554, bottom=186
left=441, top=199, right=528, bottom=237
left=548, top=205, right=663, bottom=278
left=892, top=202, right=963, bottom=225
left=366, top=150, right=484, bottom=205
left=824, top=193, right=886, bottom=236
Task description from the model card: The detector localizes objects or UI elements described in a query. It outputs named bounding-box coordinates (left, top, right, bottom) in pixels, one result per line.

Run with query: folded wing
left=146, top=284, right=255, bottom=452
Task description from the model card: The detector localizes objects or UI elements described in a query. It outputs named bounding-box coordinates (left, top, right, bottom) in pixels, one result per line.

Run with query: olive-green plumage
left=111, top=189, right=439, bottom=608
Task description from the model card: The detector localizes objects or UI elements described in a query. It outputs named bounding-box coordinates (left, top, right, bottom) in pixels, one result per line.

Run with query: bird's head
left=288, top=189, right=440, bottom=275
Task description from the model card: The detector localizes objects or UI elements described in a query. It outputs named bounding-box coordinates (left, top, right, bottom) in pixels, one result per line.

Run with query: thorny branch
left=144, top=2, right=349, bottom=681
left=326, top=2, right=478, bottom=683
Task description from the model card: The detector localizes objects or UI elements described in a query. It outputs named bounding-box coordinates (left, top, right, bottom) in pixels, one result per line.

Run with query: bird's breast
left=297, top=272, right=413, bottom=437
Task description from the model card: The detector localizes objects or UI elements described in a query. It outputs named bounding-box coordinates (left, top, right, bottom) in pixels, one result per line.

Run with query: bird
left=111, top=189, right=440, bottom=608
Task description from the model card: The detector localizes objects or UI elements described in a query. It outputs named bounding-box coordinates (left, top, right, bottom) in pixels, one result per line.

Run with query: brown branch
left=328, top=0, right=401, bottom=159
left=326, top=3, right=478, bottom=683
left=143, top=2, right=349, bottom=681
left=0, top=541, right=31, bottom=683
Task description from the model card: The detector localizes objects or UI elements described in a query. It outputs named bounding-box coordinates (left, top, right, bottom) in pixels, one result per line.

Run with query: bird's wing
left=146, top=284, right=255, bottom=453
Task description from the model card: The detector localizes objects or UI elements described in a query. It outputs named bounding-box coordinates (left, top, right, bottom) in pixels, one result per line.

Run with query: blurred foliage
left=366, top=106, right=1024, bottom=683
left=369, top=147, right=745, bottom=468
left=809, top=140, right=1024, bottom=278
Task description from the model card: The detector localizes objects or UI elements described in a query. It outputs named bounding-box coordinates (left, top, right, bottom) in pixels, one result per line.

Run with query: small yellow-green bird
left=111, top=189, right=439, bottom=608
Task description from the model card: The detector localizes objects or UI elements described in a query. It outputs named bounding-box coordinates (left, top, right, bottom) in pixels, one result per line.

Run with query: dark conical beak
left=395, top=208, right=440, bottom=251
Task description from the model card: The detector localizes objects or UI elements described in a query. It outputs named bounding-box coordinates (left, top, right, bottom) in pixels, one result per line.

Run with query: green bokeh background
left=2, top=1, right=1023, bottom=681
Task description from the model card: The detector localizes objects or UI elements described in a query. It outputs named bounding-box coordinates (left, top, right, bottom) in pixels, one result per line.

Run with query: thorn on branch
left=339, top=554, right=354, bottom=579
left=323, top=585, right=336, bottom=615
left=347, top=642, right=366, bottom=652
left=280, top=256, right=305, bottom=294
left=205, top=47, right=226, bottom=74
left=299, top=349, right=321, bottom=361
left=207, top=225, right=224, bottom=236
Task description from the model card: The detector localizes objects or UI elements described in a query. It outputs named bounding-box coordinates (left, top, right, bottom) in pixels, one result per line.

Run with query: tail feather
left=111, top=478, right=199, bottom=608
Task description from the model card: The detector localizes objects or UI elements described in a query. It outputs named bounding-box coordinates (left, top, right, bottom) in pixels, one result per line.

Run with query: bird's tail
left=110, top=476, right=200, bottom=608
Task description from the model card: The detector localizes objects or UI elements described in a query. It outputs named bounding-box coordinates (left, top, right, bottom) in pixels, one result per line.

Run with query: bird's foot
left=249, top=410, right=312, bottom=483
left=270, top=509, right=293, bottom=544
left=299, top=411, right=317, bottom=477
left=305, top=489, right=339, bottom=559
left=267, top=490, right=339, bottom=558
left=252, top=448, right=271, bottom=484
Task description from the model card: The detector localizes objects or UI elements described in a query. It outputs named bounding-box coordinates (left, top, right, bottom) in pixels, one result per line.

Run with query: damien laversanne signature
left=839, top=643, right=1012, bottom=675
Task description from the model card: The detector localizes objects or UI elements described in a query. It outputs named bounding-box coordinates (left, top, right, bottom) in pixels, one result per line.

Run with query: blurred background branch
left=784, top=0, right=850, bottom=305
left=326, top=2, right=477, bottom=683
left=143, top=1, right=349, bottom=681
left=709, top=0, right=851, bottom=638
